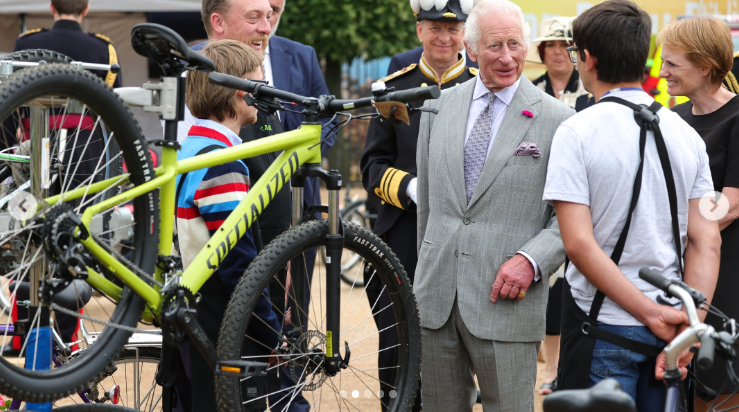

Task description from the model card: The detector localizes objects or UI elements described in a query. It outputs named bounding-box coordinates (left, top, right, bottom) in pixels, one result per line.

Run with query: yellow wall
left=521, top=0, right=736, bottom=80
left=520, top=0, right=739, bottom=35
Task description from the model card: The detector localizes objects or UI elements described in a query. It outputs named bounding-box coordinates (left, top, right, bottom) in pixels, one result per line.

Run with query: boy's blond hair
left=186, top=39, right=262, bottom=122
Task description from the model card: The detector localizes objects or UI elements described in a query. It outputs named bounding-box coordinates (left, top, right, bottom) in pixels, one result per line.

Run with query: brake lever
left=244, top=94, right=283, bottom=116
left=410, top=106, right=439, bottom=115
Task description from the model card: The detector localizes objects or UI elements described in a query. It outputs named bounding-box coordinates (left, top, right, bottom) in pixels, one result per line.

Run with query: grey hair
left=464, top=0, right=531, bottom=54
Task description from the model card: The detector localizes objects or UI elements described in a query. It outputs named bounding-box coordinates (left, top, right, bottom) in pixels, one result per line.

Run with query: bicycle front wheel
left=216, top=219, right=421, bottom=412
left=0, top=64, right=159, bottom=403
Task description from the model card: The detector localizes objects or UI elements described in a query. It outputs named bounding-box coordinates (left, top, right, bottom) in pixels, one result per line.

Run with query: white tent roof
left=0, top=0, right=201, bottom=13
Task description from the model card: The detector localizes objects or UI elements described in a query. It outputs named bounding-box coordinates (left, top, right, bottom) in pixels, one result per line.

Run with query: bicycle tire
left=216, top=219, right=421, bottom=412
left=0, top=64, right=159, bottom=403
left=1, top=49, right=74, bottom=65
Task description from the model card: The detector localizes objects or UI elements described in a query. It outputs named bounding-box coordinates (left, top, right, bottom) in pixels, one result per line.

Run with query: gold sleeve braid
left=726, top=71, right=739, bottom=95
left=375, top=168, right=409, bottom=210
left=94, top=33, right=118, bottom=87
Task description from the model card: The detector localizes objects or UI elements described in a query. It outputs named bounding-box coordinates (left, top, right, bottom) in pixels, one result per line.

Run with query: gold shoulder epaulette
left=19, top=28, right=44, bottom=37
left=91, top=33, right=113, bottom=43
left=734, top=51, right=739, bottom=59
left=381, top=63, right=417, bottom=83
left=469, top=67, right=479, bottom=76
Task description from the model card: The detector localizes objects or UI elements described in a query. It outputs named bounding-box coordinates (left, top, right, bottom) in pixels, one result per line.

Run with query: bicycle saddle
left=130, top=23, right=215, bottom=76
left=543, top=379, right=636, bottom=412
left=12, top=279, right=92, bottom=312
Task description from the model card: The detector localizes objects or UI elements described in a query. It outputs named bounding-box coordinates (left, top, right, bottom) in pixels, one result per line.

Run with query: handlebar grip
left=697, top=332, right=715, bottom=370
left=639, top=267, right=671, bottom=292
left=378, top=86, right=441, bottom=104
left=208, top=72, right=255, bottom=93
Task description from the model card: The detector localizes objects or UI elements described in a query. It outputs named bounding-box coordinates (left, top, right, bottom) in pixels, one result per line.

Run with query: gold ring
left=519, top=291, right=527, bottom=298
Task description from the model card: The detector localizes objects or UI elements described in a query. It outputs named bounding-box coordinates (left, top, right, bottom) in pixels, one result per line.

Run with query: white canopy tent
left=0, top=0, right=200, bottom=13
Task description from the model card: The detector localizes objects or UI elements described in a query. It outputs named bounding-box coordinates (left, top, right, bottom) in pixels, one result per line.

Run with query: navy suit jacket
left=387, top=46, right=478, bottom=74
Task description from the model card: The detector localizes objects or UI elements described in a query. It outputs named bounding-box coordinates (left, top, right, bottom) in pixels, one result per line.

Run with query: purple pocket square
left=513, top=142, right=541, bottom=158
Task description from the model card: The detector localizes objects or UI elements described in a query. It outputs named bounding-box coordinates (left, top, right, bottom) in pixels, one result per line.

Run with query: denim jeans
left=589, top=323, right=667, bottom=411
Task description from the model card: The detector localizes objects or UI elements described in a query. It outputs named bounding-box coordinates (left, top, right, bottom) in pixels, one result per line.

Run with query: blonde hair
left=186, top=40, right=262, bottom=122
left=657, top=16, right=733, bottom=88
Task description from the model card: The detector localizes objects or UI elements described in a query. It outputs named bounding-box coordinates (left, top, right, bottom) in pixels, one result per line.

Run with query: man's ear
left=80, top=4, right=90, bottom=18
left=236, top=90, right=246, bottom=99
left=211, top=12, right=226, bottom=36
left=416, top=21, right=424, bottom=43
left=465, top=41, right=478, bottom=63
left=584, top=49, right=597, bottom=73
left=49, top=2, right=57, bottom=16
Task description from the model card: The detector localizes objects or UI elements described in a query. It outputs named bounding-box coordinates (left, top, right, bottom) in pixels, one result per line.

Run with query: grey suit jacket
left=415, top=75, right=575, bottom=342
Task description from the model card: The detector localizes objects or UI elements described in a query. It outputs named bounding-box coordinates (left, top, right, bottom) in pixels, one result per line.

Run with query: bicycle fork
left=290, top=163, right=349, bottom=375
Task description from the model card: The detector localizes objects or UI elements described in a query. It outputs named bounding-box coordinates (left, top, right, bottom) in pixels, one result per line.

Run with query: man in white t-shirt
left=543, top=0, right=721, bottom=409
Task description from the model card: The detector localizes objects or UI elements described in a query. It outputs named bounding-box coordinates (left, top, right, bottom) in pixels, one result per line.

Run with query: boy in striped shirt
left=175, top=39, right=280, bottom=411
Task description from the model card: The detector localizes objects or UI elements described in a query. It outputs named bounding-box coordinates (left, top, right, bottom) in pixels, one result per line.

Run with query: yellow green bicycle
left=0, top=24, right=439, bottom=411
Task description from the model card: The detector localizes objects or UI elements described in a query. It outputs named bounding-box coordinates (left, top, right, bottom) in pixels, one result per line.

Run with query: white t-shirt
left=542, top=90, right=714, bottom=326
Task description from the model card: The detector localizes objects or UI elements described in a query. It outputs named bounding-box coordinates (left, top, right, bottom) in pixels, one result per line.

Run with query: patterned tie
left=464, top=93, right=495, bottom=203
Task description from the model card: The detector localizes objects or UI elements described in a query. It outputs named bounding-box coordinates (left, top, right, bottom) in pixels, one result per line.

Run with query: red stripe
left=177, top=207, right=201, bottom=219
left=194, top=182, right=249, bottom=200
left=20, top=115, right=95, bottom=141
left=187, top=126, right=232, bottom=147
left=205, top=220, right=225, bottom=230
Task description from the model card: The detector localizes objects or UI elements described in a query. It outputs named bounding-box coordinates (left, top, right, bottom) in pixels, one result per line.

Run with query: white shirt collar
left=472, top=75, right=521, bottom=106
left=194, top=118, right=243, bottom=146
left=265, top=45, right=270, bottom=56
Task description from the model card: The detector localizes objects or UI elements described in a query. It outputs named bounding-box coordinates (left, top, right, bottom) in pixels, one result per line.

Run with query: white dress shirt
left=263, top=45, right=275, bottom=89
left=464, top=75, right=540, bottom=280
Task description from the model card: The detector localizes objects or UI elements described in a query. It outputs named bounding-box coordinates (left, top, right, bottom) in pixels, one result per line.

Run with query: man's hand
left=642, top=305, right=689, bottom=342
left=491, top=254, right=535, bottom=302
left=655, top=346, right=693, bottom=381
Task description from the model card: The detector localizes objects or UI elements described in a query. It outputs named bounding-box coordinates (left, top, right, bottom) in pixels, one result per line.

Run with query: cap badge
left=443, top=12, right=457, bottom=18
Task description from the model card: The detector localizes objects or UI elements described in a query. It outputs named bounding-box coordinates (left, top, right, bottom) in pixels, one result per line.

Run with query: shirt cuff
left=407, top=177, right=418, bottom=204
left=516, top=251, right=541, bottom=282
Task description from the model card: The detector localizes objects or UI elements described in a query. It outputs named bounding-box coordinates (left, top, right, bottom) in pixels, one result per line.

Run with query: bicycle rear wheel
left=0, top=64, right=159, bottom=403
left=216, top=219, right=421, bottom=412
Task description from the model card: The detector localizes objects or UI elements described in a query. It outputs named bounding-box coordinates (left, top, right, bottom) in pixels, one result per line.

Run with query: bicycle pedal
left=215, top=360, right=268, bottom=378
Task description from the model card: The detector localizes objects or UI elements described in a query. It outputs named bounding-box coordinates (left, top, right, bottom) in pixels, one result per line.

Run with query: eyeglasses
left=566, top=46, right=579, bottom=63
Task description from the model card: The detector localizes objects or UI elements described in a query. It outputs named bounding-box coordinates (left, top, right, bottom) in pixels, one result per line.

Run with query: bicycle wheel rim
left=0, top=64, right=158, bottom=403
left=217, top=220, right=421, bottom=412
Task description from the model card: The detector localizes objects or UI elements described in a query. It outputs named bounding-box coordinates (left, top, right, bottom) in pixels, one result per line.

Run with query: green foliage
left=0, top=398, right=9, bottom=411
left=279, top=0, right=420, bottom=63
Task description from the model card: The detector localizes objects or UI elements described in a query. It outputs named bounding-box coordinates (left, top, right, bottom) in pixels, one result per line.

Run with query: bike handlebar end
left=639, top=267, right=671, bottom=292
left=697, top=330, right=716, bottom=370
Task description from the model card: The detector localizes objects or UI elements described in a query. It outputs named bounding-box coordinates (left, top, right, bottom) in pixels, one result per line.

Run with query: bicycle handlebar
left=208, top=71, right=441, bottom=115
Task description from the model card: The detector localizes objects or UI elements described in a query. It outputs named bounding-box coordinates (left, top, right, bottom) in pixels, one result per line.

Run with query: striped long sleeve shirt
left=176, top=119, right=280, bottom=349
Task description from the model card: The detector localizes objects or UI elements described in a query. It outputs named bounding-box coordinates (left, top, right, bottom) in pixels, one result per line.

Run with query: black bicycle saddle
left=130, top=23, right=215, bottom=76
left=543, top=379, right=636, bottom=412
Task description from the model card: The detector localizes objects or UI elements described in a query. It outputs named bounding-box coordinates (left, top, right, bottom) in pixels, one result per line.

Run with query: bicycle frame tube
left=63, top=124, right=321, bottom=315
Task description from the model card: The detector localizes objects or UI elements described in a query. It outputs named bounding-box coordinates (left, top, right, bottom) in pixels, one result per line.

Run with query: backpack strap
left=574, top=97, right=680, bottom=357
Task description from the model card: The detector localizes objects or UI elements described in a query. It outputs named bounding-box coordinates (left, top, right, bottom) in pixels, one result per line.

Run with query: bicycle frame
left=43, top=121, right=322, bottom=319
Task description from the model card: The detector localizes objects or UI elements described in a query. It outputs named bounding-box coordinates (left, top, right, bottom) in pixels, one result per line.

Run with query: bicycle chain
left=49, top=302, right=161, bottom=335
left=92, top=233, right=164, bottom=288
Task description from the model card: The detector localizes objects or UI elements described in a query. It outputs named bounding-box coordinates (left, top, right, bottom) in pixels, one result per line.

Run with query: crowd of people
left=10, top=0, right=739, bottom=411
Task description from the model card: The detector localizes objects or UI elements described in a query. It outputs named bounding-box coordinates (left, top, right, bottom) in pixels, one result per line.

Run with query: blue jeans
left=589, top=323, right=667, bottom=411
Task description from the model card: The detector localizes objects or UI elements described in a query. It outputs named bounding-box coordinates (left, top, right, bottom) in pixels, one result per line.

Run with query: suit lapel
left=467, top=76, right=541, bottom=207
left=444, top=80, right=475, bottom=212
left=269, top=37, right=293, bottom=129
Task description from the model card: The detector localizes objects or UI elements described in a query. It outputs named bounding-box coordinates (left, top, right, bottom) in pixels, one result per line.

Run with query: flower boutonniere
left=522, top=110, right=534, bottom=118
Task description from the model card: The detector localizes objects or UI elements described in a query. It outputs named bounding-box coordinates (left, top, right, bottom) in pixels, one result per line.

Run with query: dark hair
left=51, top=0, right=88, bottom=15
left=572, top=0, right=651, bottom=83
left=537, top=42, right=547, bottom=63
left=201, top=0, right=231, bottom=37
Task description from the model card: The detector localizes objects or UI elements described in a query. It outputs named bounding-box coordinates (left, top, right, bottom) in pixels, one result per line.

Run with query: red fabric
left=20, top=115, right=95, bottom=141
left=204, top=220, right=225, bottom=230
left=187, top=126, right=233, bottom=147
left=194, top=182, right=249, bottom=200
left=176, top=206, right=201, bottom=219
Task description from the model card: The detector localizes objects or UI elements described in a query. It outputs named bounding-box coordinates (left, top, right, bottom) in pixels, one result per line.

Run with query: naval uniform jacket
left=360, top=53, right=477, bottom=237
left=14, top=20, right=121, bottom=88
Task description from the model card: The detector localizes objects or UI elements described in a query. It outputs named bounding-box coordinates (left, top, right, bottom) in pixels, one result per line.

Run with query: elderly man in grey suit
left=415, top=0, right=575, bottom=410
